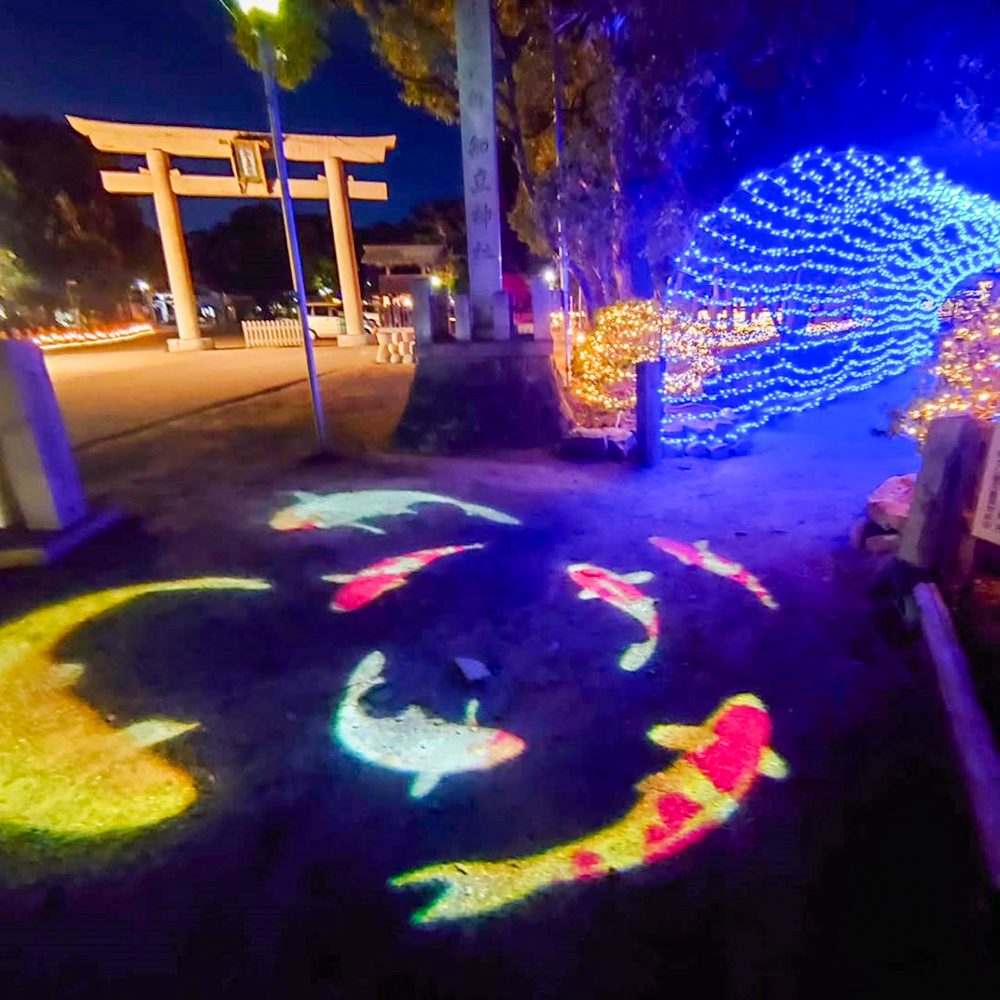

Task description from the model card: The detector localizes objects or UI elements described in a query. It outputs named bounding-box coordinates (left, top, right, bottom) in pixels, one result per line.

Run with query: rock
left=686, top=442, right=711, bottom=458
left=864, top=532, right=901, bottom=555
left=708, top=443, right=731, bottom=460
left=560, top=427, right=634, bottom=462
left=867, top=473, right=918, bottom=531
left=662, top=438, right=686, bottom=458
left=849, top=516, right=870, bottom=550
left=730, top=436, right=752, bottom=457
left=605, top=427, right=636, bottom=462
left=560, top=428, right=608, bottom=461
left=455, top=657, right=491, bottom=682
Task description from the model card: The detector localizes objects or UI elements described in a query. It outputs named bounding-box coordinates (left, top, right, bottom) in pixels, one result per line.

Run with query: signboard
left=455, top=0, right=504, bottom=333
left=972, top=418, right=1000, bottom=545
left=229, top=138, right=267, bottom=194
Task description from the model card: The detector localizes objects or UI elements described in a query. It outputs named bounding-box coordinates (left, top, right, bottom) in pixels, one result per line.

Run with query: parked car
left=306, top=302, right=347, bottom=340
left=306, top=302, right=380, bottom=340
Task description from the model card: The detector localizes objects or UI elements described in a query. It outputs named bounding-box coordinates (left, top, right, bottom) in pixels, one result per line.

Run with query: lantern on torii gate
left=67, top=115, right=396, bottom=351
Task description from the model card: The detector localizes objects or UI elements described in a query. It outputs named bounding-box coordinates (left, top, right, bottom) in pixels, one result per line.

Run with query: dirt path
left=0, top=373, right=995, bottom=999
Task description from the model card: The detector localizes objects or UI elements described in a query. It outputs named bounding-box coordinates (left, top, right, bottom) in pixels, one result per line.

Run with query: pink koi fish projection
left=392, top=694, right=788, bottom=923
left=567, top=564, right=660, bottom=671
left=649, top=538, right=779, bottom=610
left=324, top=545, right=486, bottom=613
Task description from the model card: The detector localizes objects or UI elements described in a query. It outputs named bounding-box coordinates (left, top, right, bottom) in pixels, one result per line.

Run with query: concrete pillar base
left=394, top=340, right=568, bottom=453
left=167, top=337, right=216, bottom=352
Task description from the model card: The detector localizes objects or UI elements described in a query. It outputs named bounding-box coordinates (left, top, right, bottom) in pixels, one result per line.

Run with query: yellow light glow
left=0, top=323, right=157, bottom=353
left=895, top=289, right=1000, bottom=443
left=392, top=694, right=788, bottom=924
left=571, top=300, right=783, bottom=411
left=0, top=578, right=269, bottom=838
left=237, top=0, right=282, bottom=14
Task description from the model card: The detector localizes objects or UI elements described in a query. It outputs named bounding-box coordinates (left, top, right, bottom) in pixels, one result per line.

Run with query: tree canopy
left=0, top=115, right=160, bottom=321
left=347, top=0, right=1000, bottom=310
left=228, top=0, right=335, bottom=89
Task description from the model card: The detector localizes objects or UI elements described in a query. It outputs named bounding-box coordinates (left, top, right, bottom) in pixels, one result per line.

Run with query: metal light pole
left=237, top=0, right=327, bottom=453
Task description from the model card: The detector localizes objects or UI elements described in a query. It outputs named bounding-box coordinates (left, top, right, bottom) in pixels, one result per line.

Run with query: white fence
left=242, top=319, right=306, bottom=348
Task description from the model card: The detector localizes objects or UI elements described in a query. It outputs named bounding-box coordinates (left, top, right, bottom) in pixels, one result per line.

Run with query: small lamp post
left=235, top=0, right=327, bottom=453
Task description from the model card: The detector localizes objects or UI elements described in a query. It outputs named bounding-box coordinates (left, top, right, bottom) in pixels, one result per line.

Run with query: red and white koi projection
left=567, top=563, right=660, bottom=672
left=649, top=538, right=779, bottom=610
left=324, top=544, right=486, bottom=613
left=392, top=694, right=788, bottom=923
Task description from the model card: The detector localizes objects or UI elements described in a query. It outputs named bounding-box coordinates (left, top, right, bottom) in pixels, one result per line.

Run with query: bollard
left=635, top=358, right=665, bottom=467
left=0, top=340, right=86, bottom=531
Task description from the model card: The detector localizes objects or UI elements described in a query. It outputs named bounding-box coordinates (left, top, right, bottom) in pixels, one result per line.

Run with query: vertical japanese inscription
left=455, top=0, right=503, bottom=329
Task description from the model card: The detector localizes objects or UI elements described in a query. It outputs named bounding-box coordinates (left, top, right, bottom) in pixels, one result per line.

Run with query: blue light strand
left=664, top=148, right=1000, bottom=447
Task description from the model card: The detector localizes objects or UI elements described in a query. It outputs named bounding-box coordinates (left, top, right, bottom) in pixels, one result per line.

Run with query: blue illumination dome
left=669, top=148, right=1000, bottom=445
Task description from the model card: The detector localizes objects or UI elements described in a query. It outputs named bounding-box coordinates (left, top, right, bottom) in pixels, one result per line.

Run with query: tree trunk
left=608, top=34, right=634, bottom=302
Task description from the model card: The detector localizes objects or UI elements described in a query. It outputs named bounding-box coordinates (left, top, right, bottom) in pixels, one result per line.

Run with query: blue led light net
left=669, top=148, right=1000, bottom=443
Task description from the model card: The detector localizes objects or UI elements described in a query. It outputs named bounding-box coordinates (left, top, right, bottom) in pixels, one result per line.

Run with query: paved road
left=45, top=334, right=406, bottom=447
left=0, top=374, right=996, bottom=999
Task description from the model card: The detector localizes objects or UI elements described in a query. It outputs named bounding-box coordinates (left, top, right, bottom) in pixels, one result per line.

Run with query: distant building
left=362, top=244, right=447, bottom=296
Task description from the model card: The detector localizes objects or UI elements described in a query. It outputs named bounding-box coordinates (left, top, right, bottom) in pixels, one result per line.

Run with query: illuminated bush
left=572, top=299, right=665, bottom=411
left=894, top=281, right=1000, bottom=442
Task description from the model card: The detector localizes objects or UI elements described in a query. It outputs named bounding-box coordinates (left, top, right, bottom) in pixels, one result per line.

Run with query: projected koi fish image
left=333, top=652, right=526, bottom=799
left=0, top=578, right=270, bottom=838
left=650, top=538, right=780, bottom=610
left=392, top=694, right=788, bottom=923
left=270, top=490, right=520, bottom=534
left=567, top=563, right=660, bottom=671
left=323, top=544, right=486, bottom=613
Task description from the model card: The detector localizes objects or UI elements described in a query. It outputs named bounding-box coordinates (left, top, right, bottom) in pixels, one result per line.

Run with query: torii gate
left=68, top=116, right=396, bottom=350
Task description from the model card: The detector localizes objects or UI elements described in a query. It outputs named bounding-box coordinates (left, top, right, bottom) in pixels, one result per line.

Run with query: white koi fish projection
left=567, top=564, right=660, bottom=672
left=270, top=490, right=520, bottom=534
left=333, top=652, right=526, bottom=799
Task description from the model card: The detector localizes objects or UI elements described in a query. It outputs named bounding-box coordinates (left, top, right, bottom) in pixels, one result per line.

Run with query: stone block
left=394, top=341, right=566, bottom=452
left=0, top=340, right=86, bottom=531
left=899, top=416, right=988, bottom=578
left=867, top=473, right=917, bottom=531
left=560, top=428, right=609, bottom=461
left=167, top=337, right=215, bottom=352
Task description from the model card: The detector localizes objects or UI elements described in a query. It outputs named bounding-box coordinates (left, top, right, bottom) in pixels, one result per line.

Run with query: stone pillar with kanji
left=455, top=0, right=509, bottom=339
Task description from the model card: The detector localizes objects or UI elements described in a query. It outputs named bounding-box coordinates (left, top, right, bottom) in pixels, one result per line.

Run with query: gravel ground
left=0, top=367, right=996, bottom=999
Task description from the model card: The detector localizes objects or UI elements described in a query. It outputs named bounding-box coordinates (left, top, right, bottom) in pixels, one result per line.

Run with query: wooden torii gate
left=68, top=116, right=396, bottom=350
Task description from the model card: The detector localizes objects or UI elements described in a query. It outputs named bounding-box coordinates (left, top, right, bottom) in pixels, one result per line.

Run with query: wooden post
left=325, top=156, right=365, bottom=341
left=146, top=149, right=206, bottom=350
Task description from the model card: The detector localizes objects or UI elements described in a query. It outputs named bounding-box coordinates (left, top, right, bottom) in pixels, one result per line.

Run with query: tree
left=0, top=115, right=159, bottom=319
left=227, top=0, right=335, bottom=88
left=0, top=165, right=34, bottom=306
left=347, top=0, right=818, bottom=306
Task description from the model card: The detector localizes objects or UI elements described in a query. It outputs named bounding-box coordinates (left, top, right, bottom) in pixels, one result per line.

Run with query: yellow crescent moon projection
left=0, top=578, right=270, bottom=839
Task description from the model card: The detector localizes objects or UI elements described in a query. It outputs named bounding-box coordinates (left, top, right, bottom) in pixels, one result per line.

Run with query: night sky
left=3, top=0, right=462, bottom=232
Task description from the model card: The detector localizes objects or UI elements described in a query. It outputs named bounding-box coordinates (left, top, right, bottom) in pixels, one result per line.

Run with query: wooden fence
left=242, top=319, right=307, bottom=348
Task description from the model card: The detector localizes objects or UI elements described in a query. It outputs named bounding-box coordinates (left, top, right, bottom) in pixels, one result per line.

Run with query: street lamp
left=235, top=0, right=328, bottom=453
